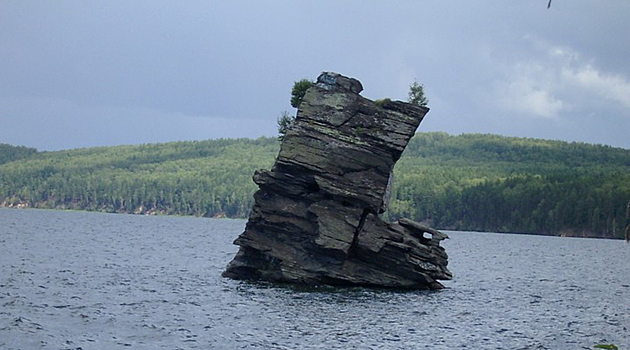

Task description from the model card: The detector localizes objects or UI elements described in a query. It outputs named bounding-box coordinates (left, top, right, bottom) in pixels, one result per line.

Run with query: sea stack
left=223, top=72, right=451, bottom=289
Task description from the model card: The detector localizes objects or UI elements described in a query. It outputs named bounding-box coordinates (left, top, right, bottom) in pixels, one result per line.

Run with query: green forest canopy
left=1, top=133, right=629, bottom=239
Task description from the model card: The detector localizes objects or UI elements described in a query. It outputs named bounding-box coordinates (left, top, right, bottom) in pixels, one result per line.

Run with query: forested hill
left=390, top=133, right=630, bottom=239
left=1, top=133, right=629, bottom=239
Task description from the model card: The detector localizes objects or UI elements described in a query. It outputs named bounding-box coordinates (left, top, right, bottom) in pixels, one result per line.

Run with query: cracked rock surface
left=223, top=72, right=451, bottom=289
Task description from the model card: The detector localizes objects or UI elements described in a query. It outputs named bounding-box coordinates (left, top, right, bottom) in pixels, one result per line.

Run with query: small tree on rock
left=278, top=79, right=314, bottom=141
left=277, top=110, right=294, bottom=141
left=408, top=80, right=428, bottom=107
left=290, top=79, right=314, bottom=108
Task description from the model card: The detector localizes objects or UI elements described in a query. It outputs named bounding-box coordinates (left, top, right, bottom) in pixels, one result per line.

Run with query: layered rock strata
left=223, top=72, right=451, bottom=289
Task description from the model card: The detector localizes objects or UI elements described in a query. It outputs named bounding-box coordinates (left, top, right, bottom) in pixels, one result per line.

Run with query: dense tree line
left=0, top=143, right=37, bottom=165
left=1, top=133, right=629, bottom=238
left=0, top=138, right=277, bottom=218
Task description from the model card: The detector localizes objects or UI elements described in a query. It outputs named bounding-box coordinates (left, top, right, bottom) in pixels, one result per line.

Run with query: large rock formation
left=223, top=72, right=451, bottom=289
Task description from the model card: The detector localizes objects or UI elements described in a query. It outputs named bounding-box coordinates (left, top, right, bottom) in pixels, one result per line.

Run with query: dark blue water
left=1, top=208, right=628, bottom=349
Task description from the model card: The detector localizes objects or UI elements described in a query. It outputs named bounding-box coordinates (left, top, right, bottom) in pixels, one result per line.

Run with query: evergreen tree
left=408, top=80, right=428, bottom=107
left=277, top=111, right=294, bottom=141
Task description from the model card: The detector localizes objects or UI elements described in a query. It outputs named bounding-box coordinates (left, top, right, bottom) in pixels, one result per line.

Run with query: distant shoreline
left=2, top=206, right=625, bottom=241
left=2, top=133, right=628, bottom=240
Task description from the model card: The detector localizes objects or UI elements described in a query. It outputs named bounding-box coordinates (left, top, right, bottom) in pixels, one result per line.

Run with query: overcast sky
left=1, top=1, right=629, bottom=151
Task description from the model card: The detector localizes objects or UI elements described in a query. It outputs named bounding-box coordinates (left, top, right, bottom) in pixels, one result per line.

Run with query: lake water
left=1, top=208, right=628, bottom=350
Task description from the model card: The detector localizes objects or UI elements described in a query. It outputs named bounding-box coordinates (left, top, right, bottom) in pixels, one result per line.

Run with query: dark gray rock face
left=223, top=72, right=451, bottom=289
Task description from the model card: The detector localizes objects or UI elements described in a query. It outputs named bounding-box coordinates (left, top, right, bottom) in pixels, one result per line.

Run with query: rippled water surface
left=1, top=208, right=628, bottom=349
